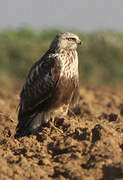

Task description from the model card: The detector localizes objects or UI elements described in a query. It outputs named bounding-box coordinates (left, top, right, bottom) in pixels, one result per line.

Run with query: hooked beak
left=77, top=39, right=83, bottom=45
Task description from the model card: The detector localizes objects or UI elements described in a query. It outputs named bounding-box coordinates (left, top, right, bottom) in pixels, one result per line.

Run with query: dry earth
left=0, top=84, right=123, bottom=180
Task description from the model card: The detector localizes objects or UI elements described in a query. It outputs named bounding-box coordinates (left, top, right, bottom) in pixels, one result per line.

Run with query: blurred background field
left=0, top=28, right=123, bottom=87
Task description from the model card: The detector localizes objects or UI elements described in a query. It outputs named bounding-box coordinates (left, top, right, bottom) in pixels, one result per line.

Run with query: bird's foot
left=50, top=121, right=63, bottom=134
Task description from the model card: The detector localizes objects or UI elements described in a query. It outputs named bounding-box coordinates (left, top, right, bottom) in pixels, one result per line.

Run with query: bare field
left=0, top=84, right=123, bottom=180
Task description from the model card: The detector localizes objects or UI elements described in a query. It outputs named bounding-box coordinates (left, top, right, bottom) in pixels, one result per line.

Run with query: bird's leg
left=50, top=117, right=63, bottom=134
left=69, top=108, right=78, bottom=121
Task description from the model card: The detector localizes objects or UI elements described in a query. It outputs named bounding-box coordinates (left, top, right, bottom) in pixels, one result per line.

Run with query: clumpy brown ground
left=0, top=84, right=123, bottom=180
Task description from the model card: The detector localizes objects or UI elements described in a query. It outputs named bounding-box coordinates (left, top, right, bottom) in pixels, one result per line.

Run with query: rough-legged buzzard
left=15, top=32, right=81, bottom=138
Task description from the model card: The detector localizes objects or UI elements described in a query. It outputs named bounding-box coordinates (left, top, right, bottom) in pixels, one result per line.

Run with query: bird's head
left=50, top=32, right=82, bottom=51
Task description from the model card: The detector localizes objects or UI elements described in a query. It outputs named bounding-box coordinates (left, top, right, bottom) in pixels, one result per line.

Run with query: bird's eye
left=67, top=38, right=76, bottom=42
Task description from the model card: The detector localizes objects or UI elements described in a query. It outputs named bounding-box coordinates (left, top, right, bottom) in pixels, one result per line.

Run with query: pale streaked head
left=50, top=32, right=82, bottom=51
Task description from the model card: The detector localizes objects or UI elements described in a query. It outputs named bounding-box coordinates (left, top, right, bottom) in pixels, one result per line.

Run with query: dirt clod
left=108, top=113, right=118, bottom=122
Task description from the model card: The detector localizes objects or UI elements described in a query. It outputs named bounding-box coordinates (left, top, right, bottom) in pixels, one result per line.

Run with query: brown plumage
left=15, top=32, right=81, bottom=138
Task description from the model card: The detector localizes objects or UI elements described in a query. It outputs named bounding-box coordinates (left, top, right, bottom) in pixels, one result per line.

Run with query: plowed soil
left=0, top=84, right=123, bottom=180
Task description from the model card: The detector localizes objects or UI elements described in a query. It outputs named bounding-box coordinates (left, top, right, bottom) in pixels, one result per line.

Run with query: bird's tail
left=14, top=113, right=43, bottom=138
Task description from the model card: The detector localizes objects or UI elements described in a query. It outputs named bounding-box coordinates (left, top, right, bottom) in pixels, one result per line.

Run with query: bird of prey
left=15, top=32, right=81, bottom=138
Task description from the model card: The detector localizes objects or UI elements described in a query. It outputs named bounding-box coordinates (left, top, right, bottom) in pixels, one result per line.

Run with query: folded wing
left=15, top=54, right=61, bottom=137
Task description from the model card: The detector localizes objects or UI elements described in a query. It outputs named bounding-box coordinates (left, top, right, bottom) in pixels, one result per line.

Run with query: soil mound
left=0, top=85, right=123, bottom=180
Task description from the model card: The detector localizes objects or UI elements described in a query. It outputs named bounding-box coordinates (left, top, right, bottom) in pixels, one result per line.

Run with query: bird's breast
left=59, top=50, right=79, bottom=79
left=51, top=50, right=79, bottom=105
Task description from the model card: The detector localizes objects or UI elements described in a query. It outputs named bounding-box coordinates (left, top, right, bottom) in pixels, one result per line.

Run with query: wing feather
left=18, top=54, right=61, bottom=120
